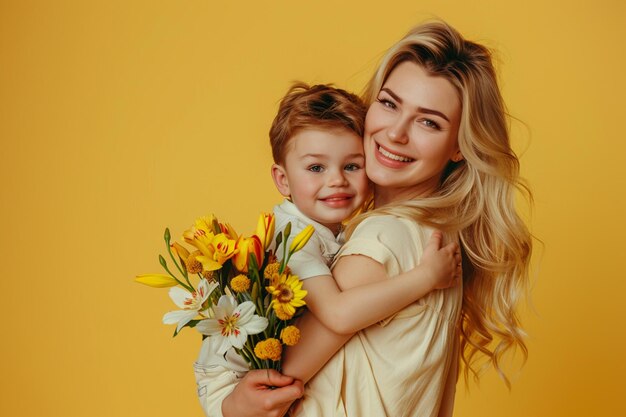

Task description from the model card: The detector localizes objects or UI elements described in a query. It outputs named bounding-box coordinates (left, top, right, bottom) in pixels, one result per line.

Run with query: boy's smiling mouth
left=319, top=193, right=354, bottom=207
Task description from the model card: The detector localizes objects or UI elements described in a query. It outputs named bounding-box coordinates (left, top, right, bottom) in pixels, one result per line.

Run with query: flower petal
left=234, top=301, right=256, bottom=323
left=216, top=295, right=237, bottom=316
left=168, top=287, right=193, bottom=309
left=244, top=315, right=268, bottom=335
left=215, top=335, right=233, bottom=355
left=162, top=310, right=197, bottom=332
left=196, top=279, right=219, bottom=304
left=135, top=274, right=178, bottom=288
left=197, top=256, right=222, bottom=272
left=194, top=318, right=221, bottom=336
left=229, top=330, right=247, bottom=350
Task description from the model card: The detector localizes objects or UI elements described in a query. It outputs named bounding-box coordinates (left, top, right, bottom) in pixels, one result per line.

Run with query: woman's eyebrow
left=418, top=107, right=450, bottom=122
left=381, top=87, right=402, bottom=103
left=381, top=87, right=450, bottom=122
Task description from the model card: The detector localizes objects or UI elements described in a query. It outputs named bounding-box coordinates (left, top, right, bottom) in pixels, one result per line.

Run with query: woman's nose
left=387, top=117, right=409, bottom=144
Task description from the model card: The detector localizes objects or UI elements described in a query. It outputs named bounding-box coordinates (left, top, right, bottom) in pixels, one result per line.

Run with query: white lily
left=162, top=278, right=218, bottom=333
left=195, top=295, right=268, bottom=355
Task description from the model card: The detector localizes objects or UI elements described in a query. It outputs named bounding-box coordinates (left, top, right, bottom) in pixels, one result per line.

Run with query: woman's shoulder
left=348, top=214, right=431, bottom=253
left=337, top=215, right=431, bottom=273
left=352, top=214, right=426, bottom=237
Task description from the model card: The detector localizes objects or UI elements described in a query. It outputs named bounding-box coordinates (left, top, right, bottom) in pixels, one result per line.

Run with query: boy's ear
left=271, top=164, right=291, bottom=197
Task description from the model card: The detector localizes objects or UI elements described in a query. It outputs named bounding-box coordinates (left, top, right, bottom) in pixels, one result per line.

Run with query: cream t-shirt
left=296, top=215, right=462, bottom=417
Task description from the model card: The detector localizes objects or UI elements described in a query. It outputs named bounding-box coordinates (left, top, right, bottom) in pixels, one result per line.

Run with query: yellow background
left=2, top=1, right=625, bottom=416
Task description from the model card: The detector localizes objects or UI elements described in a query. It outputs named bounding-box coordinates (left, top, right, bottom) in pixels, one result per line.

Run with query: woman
left=215, top=20, right=532, bottom=417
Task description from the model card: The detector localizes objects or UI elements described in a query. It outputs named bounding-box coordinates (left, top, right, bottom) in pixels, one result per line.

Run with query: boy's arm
left=301, top=231, right=460, bottom=334
left=282, top=248, right=413, bottom=383
left=281, top=310, right=352, bottom=383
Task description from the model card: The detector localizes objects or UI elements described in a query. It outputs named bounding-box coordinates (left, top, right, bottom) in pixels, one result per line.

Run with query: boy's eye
left=344, top=163, right=361, bottom=172
left=308, top=165, right=324, bottom=172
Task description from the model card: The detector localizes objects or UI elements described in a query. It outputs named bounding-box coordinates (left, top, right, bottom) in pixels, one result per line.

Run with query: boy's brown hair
left=269, top=82, right=367, bottom=164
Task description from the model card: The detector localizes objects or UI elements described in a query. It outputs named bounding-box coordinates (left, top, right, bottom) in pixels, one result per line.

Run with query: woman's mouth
left=376, top=143, right=414, bottom=163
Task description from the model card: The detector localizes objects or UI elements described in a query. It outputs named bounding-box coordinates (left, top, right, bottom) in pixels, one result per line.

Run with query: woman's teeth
left=378, top=146, right=413, bottom=162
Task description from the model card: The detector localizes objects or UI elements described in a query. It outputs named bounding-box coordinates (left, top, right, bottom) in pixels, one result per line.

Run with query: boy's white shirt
left=194, top=199, right=343, bottom=417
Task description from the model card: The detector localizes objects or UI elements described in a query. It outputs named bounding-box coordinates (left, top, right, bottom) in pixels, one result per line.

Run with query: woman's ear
left=271, top=164, right=291, bottom=197
left=451, top=149, right=464, bottom=162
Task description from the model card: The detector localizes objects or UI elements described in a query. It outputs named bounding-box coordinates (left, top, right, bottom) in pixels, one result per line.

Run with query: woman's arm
left=301, top=231, right=460, bottom=334
left=437, top=334, right=459, bottom=417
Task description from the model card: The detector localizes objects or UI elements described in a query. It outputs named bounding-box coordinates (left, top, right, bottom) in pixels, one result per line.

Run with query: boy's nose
left=328, top=170, right=348, bottom=187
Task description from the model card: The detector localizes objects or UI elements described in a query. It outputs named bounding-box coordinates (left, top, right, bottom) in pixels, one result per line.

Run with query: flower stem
left=164, top=230, right=193, bottom=289
left=159, top=257, right=194, bottom=292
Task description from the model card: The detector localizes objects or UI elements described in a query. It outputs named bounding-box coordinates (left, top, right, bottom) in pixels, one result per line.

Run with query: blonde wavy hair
left=347, top=21, right=532, bottom=387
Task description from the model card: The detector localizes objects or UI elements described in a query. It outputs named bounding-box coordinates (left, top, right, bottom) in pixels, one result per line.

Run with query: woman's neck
left=373, top=183, right=436, bottom=207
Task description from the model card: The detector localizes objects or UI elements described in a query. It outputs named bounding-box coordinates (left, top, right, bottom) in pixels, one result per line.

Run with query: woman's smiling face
left=364, top=61, right=463, bottom=206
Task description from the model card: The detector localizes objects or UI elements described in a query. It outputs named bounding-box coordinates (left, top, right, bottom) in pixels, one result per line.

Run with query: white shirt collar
left=274, top=199, right=342, bottom=244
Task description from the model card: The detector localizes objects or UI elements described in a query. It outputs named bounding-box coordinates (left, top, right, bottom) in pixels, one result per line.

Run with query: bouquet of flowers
left=136, top=213, right=312, bottom=370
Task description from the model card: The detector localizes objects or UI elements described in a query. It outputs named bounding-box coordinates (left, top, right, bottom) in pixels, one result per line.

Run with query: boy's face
left=272, top=127, right=369, bottom=233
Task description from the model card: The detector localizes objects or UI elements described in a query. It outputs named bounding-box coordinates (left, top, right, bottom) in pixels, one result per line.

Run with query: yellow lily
left=183, top=220, right=215, bottom=258
left=289, top=225, right=315, bottom=253
left=170, top=242, right=190, bottom=265
left=135, top=274, right=178, bottom=288
left=256, top=213, right=275, bottom=250
left=211, top=233, right=238, bottom=264
left=195, top=233, right=238, bottom=272
left=219, top=222, right=239, bottom=240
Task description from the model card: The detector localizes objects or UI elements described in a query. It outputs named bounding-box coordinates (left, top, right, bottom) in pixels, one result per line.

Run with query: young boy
left=195, top=83, right=461, bottom=417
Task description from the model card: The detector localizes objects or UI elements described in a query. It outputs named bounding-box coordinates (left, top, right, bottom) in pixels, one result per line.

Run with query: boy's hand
left=421, top=231, right=462, bottom=290
left=222, top=369, right=304, bottom=417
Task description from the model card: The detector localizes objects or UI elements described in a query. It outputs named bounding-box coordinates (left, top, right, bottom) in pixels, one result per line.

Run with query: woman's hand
left=222, top=369, right=304, bottom=417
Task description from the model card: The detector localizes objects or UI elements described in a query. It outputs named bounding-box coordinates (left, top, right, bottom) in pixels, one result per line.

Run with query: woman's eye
left=421, top=119, right=441, bottom=130
left=377, top=97, right=396, bottom=109
left=308, top=165, right=324, bottom=172
left=344, top=163, right=361, bottom=172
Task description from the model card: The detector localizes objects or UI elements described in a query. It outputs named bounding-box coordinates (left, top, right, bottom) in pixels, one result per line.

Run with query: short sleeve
left=194, top=362, right=240, bottom=417
left=334, top=215, right=426, bottom=277
left=194, top=337, right=248, bottom=417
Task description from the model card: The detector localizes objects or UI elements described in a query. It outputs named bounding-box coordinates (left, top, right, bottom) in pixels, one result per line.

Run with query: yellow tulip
left=233, top=235, right=264, bottom=272
left=289, top=225, right=315, bottom=253
left=256, top=213, right=275, bottom=250
left=135, top=274, right=178, bottom=288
